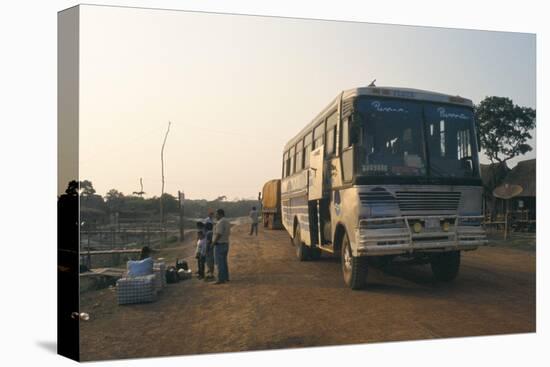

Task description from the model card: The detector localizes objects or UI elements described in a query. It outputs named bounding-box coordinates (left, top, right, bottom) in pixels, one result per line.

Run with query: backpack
left=165, top=266, right=179, bottom=284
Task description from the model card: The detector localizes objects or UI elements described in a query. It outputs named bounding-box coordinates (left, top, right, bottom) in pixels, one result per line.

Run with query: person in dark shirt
left=249, top=206, right=259, bottom=236
left=203, top=222, right=215, bottom=281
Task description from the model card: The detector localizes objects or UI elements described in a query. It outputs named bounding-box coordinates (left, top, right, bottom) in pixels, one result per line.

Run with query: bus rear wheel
left=430, top=250, right=461, bottom=282
left=294, top=223, right=310, bottom=261
left=341, top=232, right=368, bottom=289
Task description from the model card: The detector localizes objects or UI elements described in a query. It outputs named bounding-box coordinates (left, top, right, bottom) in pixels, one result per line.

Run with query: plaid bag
left=116, top=274, right=158, bottom=305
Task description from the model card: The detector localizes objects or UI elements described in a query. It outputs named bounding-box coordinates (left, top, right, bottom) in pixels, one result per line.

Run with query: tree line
left=79, top=181, right=260, bottom=222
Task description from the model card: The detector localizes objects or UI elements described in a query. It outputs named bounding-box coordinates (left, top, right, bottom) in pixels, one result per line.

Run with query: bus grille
left=359, top=191, right=396, bottom=206
left=395, top=191, right=461, bottom=212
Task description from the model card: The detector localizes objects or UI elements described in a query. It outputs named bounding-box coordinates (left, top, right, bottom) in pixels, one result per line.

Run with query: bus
left=280, top=85, right=487, bottom=289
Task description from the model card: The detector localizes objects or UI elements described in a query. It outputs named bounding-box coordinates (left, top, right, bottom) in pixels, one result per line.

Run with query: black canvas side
left=57, top=5, right=80, bottom=361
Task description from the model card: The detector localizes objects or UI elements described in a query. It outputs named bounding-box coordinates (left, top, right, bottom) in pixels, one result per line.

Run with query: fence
left=79, top=225, right=181, bottom=270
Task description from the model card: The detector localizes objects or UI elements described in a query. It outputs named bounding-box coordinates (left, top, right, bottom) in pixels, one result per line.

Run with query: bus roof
left=283, top=86, right=473, bottom=152
left=343, top=86, right=473, bottom=107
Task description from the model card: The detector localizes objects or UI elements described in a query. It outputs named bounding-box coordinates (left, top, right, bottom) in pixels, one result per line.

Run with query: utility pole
left=160, top=121, right=171, bottom=228
left=258, top=191, right=262, bottom=217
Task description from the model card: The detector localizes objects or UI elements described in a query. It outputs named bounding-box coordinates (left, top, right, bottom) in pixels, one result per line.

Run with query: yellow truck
left=262, top=179, right=282, bottom=229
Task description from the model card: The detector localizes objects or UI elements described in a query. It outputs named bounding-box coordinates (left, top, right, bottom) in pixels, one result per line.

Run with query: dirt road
left=80, top=224, right=535, bottom=361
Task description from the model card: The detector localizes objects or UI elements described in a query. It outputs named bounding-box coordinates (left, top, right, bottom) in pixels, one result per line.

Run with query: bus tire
left=294, top=223, right=310, bottom=261
left=430, top=250, right=461, bottom=282
left=310, top=247, right=322, bottom=261
left=341, top=232, right=368, bottom=289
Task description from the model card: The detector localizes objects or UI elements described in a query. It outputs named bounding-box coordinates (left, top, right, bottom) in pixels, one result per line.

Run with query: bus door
left=308, top=147, right=331, bottom=247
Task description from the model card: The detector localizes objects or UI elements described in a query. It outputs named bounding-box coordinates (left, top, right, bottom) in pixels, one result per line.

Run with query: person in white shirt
left=212, top=209, right=231, bottom=284
left=195, top=231, right=207, bottom=279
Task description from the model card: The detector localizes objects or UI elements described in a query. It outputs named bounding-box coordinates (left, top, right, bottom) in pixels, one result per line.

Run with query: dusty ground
left=79, top=224, right=536, bottom=361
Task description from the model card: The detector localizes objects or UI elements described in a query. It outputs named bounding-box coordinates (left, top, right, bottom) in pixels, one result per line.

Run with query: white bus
left=281, top=85, right=487, bottom=289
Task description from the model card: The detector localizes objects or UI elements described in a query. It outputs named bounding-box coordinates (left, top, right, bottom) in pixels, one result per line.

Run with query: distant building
left=480, top=162, right=510, bottom=219
left=480, top=159, right=536, bottom=222
left=501, top=159, right=536, bottom=220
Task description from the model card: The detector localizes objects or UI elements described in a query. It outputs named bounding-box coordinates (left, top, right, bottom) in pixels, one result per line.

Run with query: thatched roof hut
left=502, top=159, right=536, bottom=197
left=480, top=162, right=510, bottom=193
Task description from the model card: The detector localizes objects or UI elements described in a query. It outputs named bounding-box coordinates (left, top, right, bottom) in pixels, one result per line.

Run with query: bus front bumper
left=355, top=215, right=487, bottom=256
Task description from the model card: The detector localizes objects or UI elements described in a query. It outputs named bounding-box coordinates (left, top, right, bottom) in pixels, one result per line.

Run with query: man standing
left=212, top=208, right=230, bottom=285
left=249, top=206, right=259, bottom=236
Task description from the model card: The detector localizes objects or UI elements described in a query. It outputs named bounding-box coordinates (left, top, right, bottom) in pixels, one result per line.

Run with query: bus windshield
left=359, top=99, right=427, bottom=176
left=356, top=98, right=479, bottom=178
left=424, top=103, right=479, bottom=178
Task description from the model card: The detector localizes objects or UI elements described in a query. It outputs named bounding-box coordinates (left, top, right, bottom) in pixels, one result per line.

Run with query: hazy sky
left=79, top=5, right=536, bottom=200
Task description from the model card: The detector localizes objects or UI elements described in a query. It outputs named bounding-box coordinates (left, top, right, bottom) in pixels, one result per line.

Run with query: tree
left=475, top=96, right=536, bottom=164
left=105, top=189, right=125, bottom=212
left=160, top=193, right=179, bottom=213
left=79, top=180, right=96, bottom=196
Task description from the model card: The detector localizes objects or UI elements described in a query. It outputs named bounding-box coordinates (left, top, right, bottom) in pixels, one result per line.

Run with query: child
left=195, top=230, right=207, bottom=279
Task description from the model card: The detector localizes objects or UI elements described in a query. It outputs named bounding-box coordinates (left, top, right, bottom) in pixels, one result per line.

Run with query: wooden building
left=480, top=159, right=536, bottom=231
left=502, top=159, right=536, bottom=221
left=480, top=162, right=510, bottom=220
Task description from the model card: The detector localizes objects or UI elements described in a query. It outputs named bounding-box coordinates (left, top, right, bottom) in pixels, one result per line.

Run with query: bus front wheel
left=430, top=250, right=461, bottom=282
left=341, top=232, right=368, bottom=289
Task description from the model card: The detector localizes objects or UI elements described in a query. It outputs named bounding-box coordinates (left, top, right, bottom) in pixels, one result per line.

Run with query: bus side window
left=326, top=111, right=338, bottom=156
left=341, top=117, right=350, bottom=150
left=283, top=151, right=289, bottom=177
left=289, top=146, right=296, bottom=175
left=313, top=122, right=325, bottom=151
left=304, top=132, right=313, bottom=168
left=296, top=140, right=304, bottom=172
left=326, top=126, right=335, bottom=155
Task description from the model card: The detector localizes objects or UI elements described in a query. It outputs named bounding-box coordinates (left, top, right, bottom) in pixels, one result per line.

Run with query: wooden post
left=178, top=190, right=184, bottom=242
left=504, top=199, right=509, bottom=240
left=258, top=191, right=262, bottom=225
left=111, top=228, right=116, bottom=266
left=87, top=230, right=91, bottom=270
left=160, top=121, right=171, bottom=228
